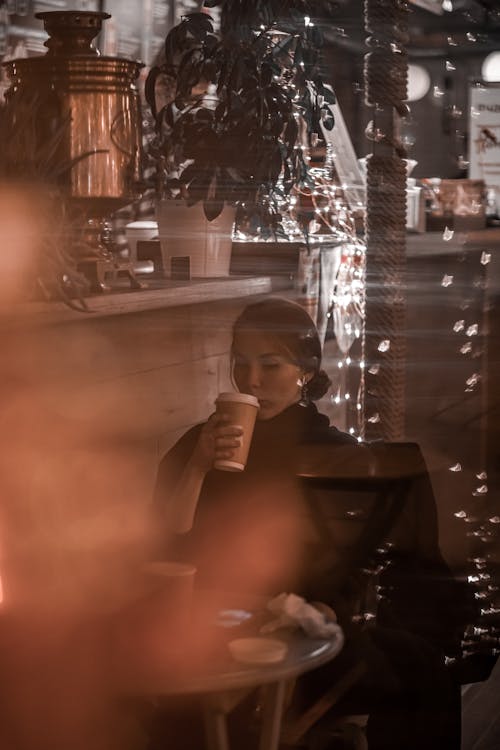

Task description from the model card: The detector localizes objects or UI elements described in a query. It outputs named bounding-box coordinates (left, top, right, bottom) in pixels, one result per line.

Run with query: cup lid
left=126, top=221, right=158, bottom=230
left=216, top=392, right=260, bottom=408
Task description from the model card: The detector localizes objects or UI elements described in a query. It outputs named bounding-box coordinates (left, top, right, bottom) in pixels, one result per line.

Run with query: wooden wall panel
left=0, top=296, right=260, bottom=619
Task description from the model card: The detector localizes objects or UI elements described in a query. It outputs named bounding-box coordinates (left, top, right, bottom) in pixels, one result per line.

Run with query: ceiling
left=321, top=0, right=500, bottom=58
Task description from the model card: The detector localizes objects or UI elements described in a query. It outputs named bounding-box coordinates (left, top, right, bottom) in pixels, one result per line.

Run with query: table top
left=117, top=598, right=344, bottom=698
left=155, top=631, right=343, bottom=696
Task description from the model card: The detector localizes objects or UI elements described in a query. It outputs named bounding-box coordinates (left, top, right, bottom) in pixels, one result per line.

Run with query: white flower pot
left=156, top=200, right=235, bottom=278
left=125, top=220, right=158, bottom=272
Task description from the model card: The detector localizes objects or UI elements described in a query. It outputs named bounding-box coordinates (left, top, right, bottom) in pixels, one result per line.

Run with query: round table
left=123, top=627, right=343, bottom=750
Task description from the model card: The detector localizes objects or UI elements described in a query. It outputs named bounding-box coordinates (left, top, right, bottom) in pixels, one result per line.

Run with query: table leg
left=258, top=681, right=287, bottom=750
left=202, top=696, right=231, bottom=750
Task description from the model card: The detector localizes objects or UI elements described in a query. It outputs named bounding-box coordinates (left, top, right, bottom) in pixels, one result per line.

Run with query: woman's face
left=232, top=330, right=308, bottom=420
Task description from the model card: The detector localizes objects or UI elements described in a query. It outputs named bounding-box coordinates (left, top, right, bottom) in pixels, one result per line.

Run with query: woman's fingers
left=215, top=435, right=242, bottom=447
left=209, top=416, right=243, bottom=459
left=194, top=414, right=244, bottom=466
left=211, top=415, right=243, bottom=439
left=214, top=438, right=242, bottom=460
left=214, top=428, right=243, bottom=457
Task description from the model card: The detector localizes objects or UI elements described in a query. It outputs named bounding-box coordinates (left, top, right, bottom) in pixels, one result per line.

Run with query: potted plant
left=145, top=0, right=337, bottom=277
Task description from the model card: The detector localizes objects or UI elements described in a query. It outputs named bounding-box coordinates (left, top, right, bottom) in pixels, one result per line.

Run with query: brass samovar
left=3, top=10, right=144, bottom=291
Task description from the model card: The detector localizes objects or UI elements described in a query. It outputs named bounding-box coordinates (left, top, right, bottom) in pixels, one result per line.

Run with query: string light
left=237, top=143, right=368, bottom=443
left=243, top=4, right=499, bottom=656
left=430, top=124, right=499, bottom=651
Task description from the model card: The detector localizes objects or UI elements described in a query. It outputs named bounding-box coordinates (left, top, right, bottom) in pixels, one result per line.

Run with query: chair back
left=297, top=441, right=473, bottom=654
left=297, top=441, right=428, bottom=581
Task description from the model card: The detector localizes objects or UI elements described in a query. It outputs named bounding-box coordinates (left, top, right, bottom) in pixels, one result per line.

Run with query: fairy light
left=473, top=485, right=488, bottom=496
left=249, top=142, right=368, bottom=442
left=328, top=233, right=366, bottom=440
left=466, top=373, right=480, bottom=388
left=439, top=178, right=499, bottom=657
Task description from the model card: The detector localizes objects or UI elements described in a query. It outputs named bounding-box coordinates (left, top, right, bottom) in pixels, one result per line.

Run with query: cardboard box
left=423, top=178, right=486, bottom=231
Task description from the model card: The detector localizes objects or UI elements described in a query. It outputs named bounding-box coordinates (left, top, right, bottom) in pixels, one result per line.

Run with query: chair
left=297, top=441, right=427, bottom=587
left=279, top=441, right=460, bottom=749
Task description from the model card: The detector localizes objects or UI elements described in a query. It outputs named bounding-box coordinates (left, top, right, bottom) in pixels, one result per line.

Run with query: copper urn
left=3, top=10, right=143, bottom=216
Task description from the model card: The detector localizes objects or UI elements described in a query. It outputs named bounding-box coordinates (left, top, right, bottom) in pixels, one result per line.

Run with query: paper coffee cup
left=214, top=392, right=259, bottom=472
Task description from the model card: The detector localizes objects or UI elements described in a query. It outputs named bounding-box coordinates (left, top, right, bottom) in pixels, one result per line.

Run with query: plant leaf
left=144, top=66, right=162, bottom=119
left=204, top=197, right=224, bottom=221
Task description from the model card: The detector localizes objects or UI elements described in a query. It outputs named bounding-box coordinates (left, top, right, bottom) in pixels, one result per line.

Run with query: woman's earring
left=298, top=376, right=309, bottom=407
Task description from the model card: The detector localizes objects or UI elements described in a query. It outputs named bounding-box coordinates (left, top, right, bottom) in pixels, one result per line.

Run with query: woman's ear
left=298, top=373, right=312, bottom=387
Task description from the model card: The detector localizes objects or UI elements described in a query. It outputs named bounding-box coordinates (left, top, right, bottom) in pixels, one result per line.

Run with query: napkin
left=260, top=593, right=342, bottom=639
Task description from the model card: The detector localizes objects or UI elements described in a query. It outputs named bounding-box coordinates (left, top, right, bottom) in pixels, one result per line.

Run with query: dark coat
left=153, top=402, right=472, bottom=653
left=152, top=403, right=470, bottom=750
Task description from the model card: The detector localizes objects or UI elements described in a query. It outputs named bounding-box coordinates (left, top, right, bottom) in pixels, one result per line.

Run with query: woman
left=153, top=297, right=354, bottom=595
left=152, top=297, right=462, bottom=750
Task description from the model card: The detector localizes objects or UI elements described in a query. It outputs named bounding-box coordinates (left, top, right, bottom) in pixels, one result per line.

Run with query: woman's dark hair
left=232, top=298, right=331, bottom=401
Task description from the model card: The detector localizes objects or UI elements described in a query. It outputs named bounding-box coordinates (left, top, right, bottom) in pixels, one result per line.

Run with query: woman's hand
left=190, top=413, right=243, bottom=473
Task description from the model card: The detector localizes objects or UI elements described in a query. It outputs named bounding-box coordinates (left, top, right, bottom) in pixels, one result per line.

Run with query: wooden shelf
left=407, top=228, right=500, bottom=257
left=4, top=275, right=274, bottom=328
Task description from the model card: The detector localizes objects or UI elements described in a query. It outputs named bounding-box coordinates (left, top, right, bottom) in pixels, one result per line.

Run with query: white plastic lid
left=126, top=221, right=158, bottom=230
left=215, top=392, right=259, bottom=408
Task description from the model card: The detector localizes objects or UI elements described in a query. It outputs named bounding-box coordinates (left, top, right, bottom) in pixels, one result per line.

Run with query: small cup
left=142, top=561, right=197, bottom=637
left=113, top=561, right=197, bottom=671
left=214, top=392, right=259, bottom=472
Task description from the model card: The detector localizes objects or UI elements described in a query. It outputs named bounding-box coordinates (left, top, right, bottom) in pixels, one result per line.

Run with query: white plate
left=228, top=637, right=288, bottom=665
